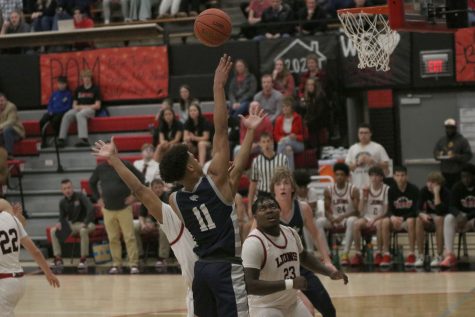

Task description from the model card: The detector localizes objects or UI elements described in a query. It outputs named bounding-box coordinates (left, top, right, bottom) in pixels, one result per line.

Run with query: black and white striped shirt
left=251, top=153, right=289, bottom=193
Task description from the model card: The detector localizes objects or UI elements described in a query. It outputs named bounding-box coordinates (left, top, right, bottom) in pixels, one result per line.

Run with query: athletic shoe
left=380, top=254, right=392, bottom=267
left=130, top=267, right=140, bottom=274
left=108, top=266, right=121, bottom=274
left=77, top=257, right=87, bottom=270
left=340, top=253, right=349, bottom=266
left=440, top=254, right=457, bottom=268
left=431, top=255, right=443, bottom=267
left=350, top=253, right=363, bottom=266
left=414, top=255, right=424, bottom=267
left=155, top=260, right=165, bottom=268
left=75, top=139, right=90, bottom=147
left=374, top=253, right=383, bottom=266
left=405, top=253, right=416, bottom=266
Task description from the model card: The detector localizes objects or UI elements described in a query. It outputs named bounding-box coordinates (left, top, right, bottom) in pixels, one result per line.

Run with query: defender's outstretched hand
left=330, top=270, right=349, bottom=285
left=92, top=139, right=117, bottom=159
left=214, top=54, right=233, bottom=87
left=239, top=102, right=266, bottom=131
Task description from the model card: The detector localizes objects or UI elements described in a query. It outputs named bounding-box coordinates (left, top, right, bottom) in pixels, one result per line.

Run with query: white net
left=338, top=11, right=400, bottom=72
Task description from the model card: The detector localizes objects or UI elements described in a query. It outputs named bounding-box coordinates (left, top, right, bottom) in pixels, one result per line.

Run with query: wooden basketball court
left=14, top=272, right=475, bottom=317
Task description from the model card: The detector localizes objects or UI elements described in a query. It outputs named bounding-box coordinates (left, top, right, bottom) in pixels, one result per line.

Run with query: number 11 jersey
left=173, top=175, right=241, bottom=259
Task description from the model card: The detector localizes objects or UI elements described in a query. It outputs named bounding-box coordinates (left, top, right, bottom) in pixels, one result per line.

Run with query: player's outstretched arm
left=244, top=268, right=308, bottom=295
left=300, top=251, right=348, bottom=285
left=21, top=237, right=60, bottom=288
left=207, top=55, right=233, bottom=188
left=92, top=140, right=164, bottom=223
left=229, top=103, right=266, bottom=194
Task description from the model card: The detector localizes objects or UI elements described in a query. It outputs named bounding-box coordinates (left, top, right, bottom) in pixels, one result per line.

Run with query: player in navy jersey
left=271, top=167, right=343, bottom=317
left=159, top=55, right=264, bottom=317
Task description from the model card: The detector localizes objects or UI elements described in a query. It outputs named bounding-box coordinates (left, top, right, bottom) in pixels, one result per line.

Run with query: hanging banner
left=339, top=31, right=411, bottom=88
left=40, top=46, right=168, bottom=105
left=455, top=27, right=475, bottom=82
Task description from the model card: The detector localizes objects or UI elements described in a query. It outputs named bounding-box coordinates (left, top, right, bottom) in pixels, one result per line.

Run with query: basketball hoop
left=338, top=6, right=401, bottom=72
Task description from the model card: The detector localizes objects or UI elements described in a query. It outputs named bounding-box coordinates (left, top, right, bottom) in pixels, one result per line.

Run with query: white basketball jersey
left=330, top=183, right=356, bottom=218
left=160, top=203, right=197, bottom=288
left=0, top=212, right=27, bottom=274
left=362, top=184, right=389, bottom=220
left=242, top=225, right=303, bottom=310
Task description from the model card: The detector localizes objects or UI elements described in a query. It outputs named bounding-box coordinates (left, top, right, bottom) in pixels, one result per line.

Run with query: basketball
left=194, top=9, right=232, bottom=47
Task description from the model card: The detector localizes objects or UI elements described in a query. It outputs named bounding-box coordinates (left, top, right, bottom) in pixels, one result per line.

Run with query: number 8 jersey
left=173, top=175, right=241, bottom=259
left=0, top=211, right=27, bottom=274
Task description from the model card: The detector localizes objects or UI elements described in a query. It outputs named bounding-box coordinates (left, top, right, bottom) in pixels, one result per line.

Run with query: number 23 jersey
left=242, top=225, right=303, bottom=309
left=0, top=212, right=27, bottom=274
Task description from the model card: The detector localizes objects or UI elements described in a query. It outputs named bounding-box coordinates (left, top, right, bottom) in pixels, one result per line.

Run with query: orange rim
left=337, top=5, right=389, bottom=16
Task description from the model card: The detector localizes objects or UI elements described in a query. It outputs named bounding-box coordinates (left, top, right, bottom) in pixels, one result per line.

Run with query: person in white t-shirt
left=242, top=195, right=347, bottom=317
left=345, top=123, right=390, bottom=189
left=0, top=200, right=60, bottom=317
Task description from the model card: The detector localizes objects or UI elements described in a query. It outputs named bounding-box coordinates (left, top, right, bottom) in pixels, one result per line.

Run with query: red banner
left=456, top=28, right=475, bottom=82
left=40, top=46, right=168, bottom=104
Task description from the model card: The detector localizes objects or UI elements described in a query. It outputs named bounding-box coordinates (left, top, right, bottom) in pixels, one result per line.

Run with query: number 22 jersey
left=242, top=225, right=303, bottom=309
left=0, top=212, right=27, bottom=274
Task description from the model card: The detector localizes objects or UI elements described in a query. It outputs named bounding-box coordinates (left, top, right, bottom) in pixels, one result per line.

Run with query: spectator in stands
left=228, top=114, right=240, bottom=158
left=53, top=0, right=93, bottom=30
left=298, top=53, right=323, bottom=99
left=58, top=69, right=101, bottom=148
left=103, top=0, right=131, bottom=24
left=89, top=156, right=144, bottom=274
left=256, top=0, right=294, bottom=40
left=133, top=143, right=160, bottom=185
left=345, top=123, right=390, bottom=189
left=153, top=107, right=184, bottom=162
left=298, top=77, right=329, bottom=150
left=433, top=118, right=472, bottom=189
left=73, top=6, right=93, bottom=28
left=0, top=0, right=22, bottom=22
left=50, top=179, right=95, bottom=269
left=183, top=103, right=212, bottom=167
left=440, top=163, right=475, bottom=267
left=129, top=0, right=154, bottom=21
left=176, top=84, right=198, bottom=123
left=233, top=101, right=273, bottom=158
left=134, top=179, right=171, bottom=267
left=158, top=0, right=182, bottom=18
left=247, top=132, right=289, bottom=214
left=253, top=74, right=283, bottom=122
left=0, top=8, right=30, bottom=35
left=40, top=76, right=73, bottom=148
left=297, top=0, right=327, bottom=34
left=0, top=92, right=25, bottom=159
left=274, top=96, right=305, bottom=170
left=241, top=0, right=271, bottom=39
left=272, top=58, right=295, bottom=97
left=31, top=0, right=58, bottom=32
left=178, top=0, right=205, bottom=16
left=228, top=59, right=257, bottom=117
left=416, top=171, right=450, bottom=267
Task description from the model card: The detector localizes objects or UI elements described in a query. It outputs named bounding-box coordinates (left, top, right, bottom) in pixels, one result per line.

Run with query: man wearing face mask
left=434, top=118, right=472, bottom=189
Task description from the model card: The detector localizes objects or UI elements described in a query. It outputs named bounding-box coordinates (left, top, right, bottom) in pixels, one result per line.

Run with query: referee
left=247, top=132, right=288, bottom=215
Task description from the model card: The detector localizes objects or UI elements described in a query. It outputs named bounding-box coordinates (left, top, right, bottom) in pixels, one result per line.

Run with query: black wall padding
left=369, top=108, right=400, bottom=164
left=411, top=32, right=455, bottom=88
left=0, top=54, right=41, bottom=109
left=169, top=74, right=214, bottom=100
left=168, top=41, right=260, bottom=77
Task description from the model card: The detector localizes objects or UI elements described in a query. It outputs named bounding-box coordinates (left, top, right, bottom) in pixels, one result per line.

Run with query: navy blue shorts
left=300, top=266, right=336, bottom=317
left=193, top=260, right=249, bottom=317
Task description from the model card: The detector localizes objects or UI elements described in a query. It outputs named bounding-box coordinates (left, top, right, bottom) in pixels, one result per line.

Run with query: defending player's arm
left=92, top=140, right=164, bottom=223
left=21, top=236, right=60, bottom=288
left=207, top=55, right=234, bottom=191
left=299, top=201, right=334, bottom=268
left=300, top=251, right=348, bottom=284
left=229, top=103, right=266, bottom=193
